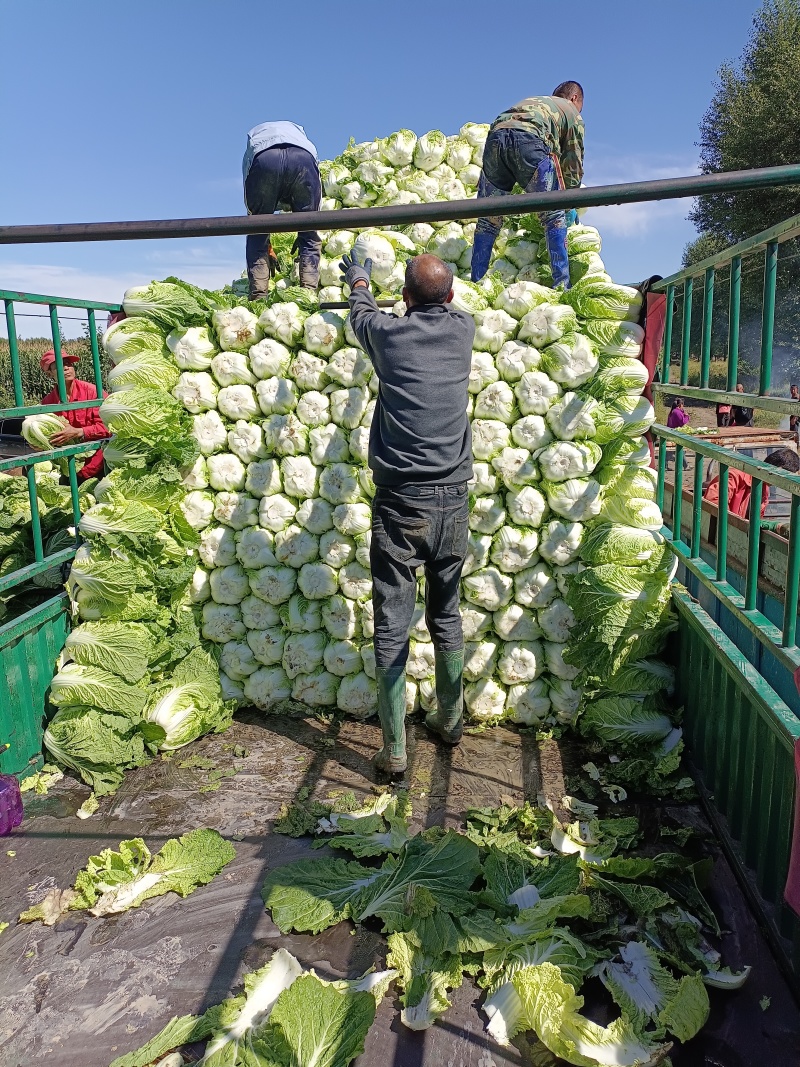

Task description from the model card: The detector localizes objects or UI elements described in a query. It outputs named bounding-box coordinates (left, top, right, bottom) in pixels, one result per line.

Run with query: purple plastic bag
left=0, top=773, right=23, bottom=836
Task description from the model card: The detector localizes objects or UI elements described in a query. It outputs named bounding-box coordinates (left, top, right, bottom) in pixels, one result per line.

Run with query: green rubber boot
left=374, top=666, right=408, bottom=776
left=425, top=649, right=464, bottom=745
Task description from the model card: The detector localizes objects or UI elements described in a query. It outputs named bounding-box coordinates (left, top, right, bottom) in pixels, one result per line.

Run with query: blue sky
left=0, top=0, right=762, bottom=337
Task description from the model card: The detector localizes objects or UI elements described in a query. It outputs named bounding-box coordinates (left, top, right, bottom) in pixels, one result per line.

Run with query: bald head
left=404, top=254, right=454, bottom=307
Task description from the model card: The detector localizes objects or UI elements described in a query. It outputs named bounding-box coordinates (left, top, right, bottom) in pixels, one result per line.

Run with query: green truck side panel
left=0, top=287, right=105, bottom=778
left=673, top=587, right=800, bottom=970
left=0, top=594, right=70, bottom=778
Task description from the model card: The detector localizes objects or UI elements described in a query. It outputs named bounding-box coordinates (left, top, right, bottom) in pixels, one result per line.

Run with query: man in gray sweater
left=342, top=250, right=475, bottom=777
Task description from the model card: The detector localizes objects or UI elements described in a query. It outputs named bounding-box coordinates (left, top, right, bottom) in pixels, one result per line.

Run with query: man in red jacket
left=703, top=448, right=800, bottom=519
left=40, top=350, right=108, bottom=482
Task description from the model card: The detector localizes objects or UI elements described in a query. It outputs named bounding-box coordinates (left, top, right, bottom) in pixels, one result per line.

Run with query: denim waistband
left=375, top=483, right=468, bottom=498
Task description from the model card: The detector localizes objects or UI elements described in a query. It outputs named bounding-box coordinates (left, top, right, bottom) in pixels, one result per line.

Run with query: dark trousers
left=475, top=128, right=569, bottom=287
left=244, top=144, right=322, bottom=296
left=370, top=484, right=469, bottom=670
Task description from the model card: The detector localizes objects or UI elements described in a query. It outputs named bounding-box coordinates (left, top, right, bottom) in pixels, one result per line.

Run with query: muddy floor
left=1, top=713, right=798, bottom=1067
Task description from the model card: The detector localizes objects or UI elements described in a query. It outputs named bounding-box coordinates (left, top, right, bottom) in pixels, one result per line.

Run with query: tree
left=681, top=2, right=800, bottom=384
left=685, top=0, right=800, bottom=252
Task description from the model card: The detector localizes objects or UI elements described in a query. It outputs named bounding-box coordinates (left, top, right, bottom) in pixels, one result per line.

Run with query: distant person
left=666, top=398, right=689, bottom=469
left=790, top=384, right=800, bottom=435
left=242, top=121, right=322, bottom=297
left=716, top=399, right=732, bottom=427
left=703, top=448, right=799, bottom=519
left=470, top=82, right=585, bottom=289
left=732, top=383, right=754, bottom=427
left=40, top=350, right=108, bottom=482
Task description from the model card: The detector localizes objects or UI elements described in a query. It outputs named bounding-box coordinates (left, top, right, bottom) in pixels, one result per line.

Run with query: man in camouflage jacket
left=471, top=82, right=585, bottom=289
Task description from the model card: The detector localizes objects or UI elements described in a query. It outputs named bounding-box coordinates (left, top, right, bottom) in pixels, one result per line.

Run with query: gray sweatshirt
left=347, top=287, right=475, bottom=487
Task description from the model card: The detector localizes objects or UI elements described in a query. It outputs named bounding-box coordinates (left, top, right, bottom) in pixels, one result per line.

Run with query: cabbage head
left=258, top=301, right=308, bottom=348
left=474, top=382, right=516, bottom=424
left=463, top=567, right=513, bottom=611
left=212, top=306, right=263, bottom=353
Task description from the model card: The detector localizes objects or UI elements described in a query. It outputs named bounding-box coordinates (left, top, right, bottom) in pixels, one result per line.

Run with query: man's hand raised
left=340, top=249, right=373, bottom=290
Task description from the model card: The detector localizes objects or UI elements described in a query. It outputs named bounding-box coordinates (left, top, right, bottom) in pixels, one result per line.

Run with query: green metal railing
left=0, top=290, right=122, bottom=601
left=651, top=213, right=800, bottom=677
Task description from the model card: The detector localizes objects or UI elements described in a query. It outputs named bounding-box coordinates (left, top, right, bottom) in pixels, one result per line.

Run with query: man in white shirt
left=242, top=121, right=322, bottom=297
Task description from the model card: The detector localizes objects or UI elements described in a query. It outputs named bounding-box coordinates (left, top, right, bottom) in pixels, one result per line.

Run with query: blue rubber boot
left=545, top=218, right=571, bottom=289
left=470, top=231, right=497, bottom=282
left=374, top=666, right=407, bottom=777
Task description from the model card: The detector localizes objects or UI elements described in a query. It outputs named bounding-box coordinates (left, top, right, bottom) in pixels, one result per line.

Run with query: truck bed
left=1, top=714, right=799, bottom=1067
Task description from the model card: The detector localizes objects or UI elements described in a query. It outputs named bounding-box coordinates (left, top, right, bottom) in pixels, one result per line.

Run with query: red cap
left=40, top=349, right=79, bottom=371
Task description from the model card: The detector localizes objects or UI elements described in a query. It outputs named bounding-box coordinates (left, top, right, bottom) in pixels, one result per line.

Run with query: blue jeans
left=244, top=144, right=322, bottom=295
left=370, top=484, right=469, bottom=670
left=476, top=128, right=570, bottom=287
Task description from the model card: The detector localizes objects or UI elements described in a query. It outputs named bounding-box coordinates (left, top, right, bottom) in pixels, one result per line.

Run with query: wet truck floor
left=1, top=712, right=799, bottom=1067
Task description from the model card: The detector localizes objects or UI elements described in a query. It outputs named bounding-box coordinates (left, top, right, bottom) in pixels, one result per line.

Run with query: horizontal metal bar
left=654, top=211, right=800, bottom=289
left=652, top=423, right=800, bottom=495
left=0, top=546, right=77, bottom=594
left=0, top=288, right=122, bottom=311
left=0, top=441, right=101, bottom=472
left=0, top=399, right=105, bottom=419
left=12, top=312, right=105, bottom=322
left=652, top=383, right=800, bottom=416
left=319, top=299, right=398, bottom=309
left=667, top=537, right=800, bottom=677
left=0, top=591, right=69, bottom=647
left=2, top=165, right=800, bottom=245
left=672, top=585, right=800, bottom=744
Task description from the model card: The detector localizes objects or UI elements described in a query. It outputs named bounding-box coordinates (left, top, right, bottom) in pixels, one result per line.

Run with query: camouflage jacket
left=491, top=96, right=585, bottom=189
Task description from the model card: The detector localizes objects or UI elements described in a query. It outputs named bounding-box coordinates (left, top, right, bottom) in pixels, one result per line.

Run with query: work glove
left=340, top=249, right=373, bottom=290
left=565, top=208, right=578, bottom=228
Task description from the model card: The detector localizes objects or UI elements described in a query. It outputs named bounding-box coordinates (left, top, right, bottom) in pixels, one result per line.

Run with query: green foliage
left=683, top=2, right=800, bottom=375
left=690, top=0, right=800, bottom=244
left=0, top=334, right=111, bottom=409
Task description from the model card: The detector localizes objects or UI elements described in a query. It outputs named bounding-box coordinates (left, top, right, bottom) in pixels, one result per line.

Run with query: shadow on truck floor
left=1, top=711, right=798, bottom=1067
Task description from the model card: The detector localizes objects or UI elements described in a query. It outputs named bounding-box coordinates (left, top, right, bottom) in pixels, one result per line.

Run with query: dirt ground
left=1, top=713, right=798, bottom=1067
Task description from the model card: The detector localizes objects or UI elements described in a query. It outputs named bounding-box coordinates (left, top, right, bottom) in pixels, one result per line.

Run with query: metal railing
left=651, top=213, right=800, bottom=675
left=0, top=290, right=121, bottom=601
left=1, top=165, right=800, bottom=244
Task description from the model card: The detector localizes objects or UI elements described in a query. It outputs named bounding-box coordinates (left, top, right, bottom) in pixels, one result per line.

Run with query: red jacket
left=41, top=379, right=109, bottom=481
left=703, top=468, right=769, bottom=519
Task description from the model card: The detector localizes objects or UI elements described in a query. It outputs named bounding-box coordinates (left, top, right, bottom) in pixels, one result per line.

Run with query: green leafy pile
left=41, top=441, right=235, bottom=791
left=18, top=827, right=234, bottom=924
left=258, top=795, right=748, bottom=1065
left=0, top=464, right=95, bottom=624
left=108, top=946, right=396, bottom=1067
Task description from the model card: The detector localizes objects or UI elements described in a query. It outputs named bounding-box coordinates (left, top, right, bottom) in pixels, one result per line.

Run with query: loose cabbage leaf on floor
left=352, top=829, right=481, bottom=932
left=511, top=962, right=668, bottom=1067
left=598, top=940, right=710, bottom=1041
left=108, top=948, right=394, bottom=1067
left=314, top=792, right=413, bottom=857
left=42, top=705, right=150, bottom=796
left=386, top=912, right=467, bottom=1031
left=254, top=971, right=389, bottom=1067
left=261, top=856, right=387, bottom=934
left=20, top=828, right=235, bottom=923
left=263, top=830, right=481, bottom=936
left=108, top=1002, right=236, bottom=1067
left=482, top=841, right=581, bottom=914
